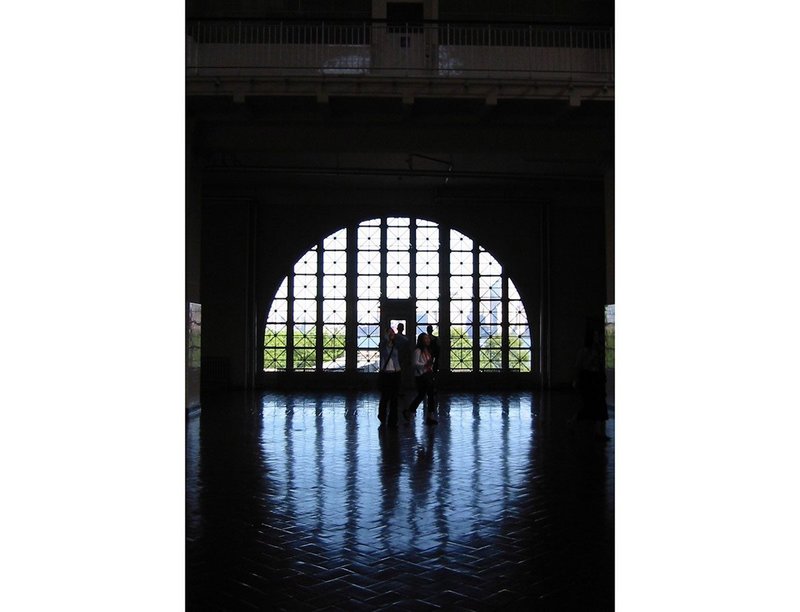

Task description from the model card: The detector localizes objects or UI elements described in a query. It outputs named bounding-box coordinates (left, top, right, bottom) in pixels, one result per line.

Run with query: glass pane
left=479, top=349, right=502, bottom=370
left=357, top=250, right=381, bottom=275
left=508, top=300, right=529, bottom=325
left=387, top=251, right=410, bottom=275
left=322, top=300, right=346, bottom=323
left=263, top=348, right=286, bottom=371
left=266, top=298, right=287, bottom=323
left=416, top=275, right=439, bottom=299
left=479, top=251, right=502, bottom=276
left=294, top=248, right=317, bottom=275
left=274, top=277, right=288, bottom=299
left=416, top=225, right=440, bottom=251
left=509, top=325, right=532, bottom=348
left=479, top=276, right=502, bottom=300
left=450, top=251, right=473, bottom=275
left=357, top=300, right=380, bottom=323
left=323, top=250, right=347, bottom=275
left=508, top=278, right=521, bottom=301
left=293, top=275, right=317, bottom=299
left=323, top=275, right=347, bottom=300
left=416, top=250, right=439, bottom=275
left=479, top=323, right=502, bottom=348
left=293, top=299, right=317, bottom=323
left=357, top=324, right=379, bottom=349
left=357, top=275, right=381, bottom=299
left=416, top=300, right=439, bottom=324
left=264, top=324, right=286, bottom=347
left=450, top=229, right=473, bottom=251
left=357, top=225, right=381, bottom=251
left=322, top=324, right=346, bottom=370
left=450, top=275, right=472, bottom=299
left=294, top=348, right=317, bottom=371
left=323, top=228, right=347, bottom=250
left=386, top=276, right=410, bottom=299
left=360, top=218, right=381, bottom=226
left=450, top=349, right=472, bottom=371
left=387, top=216, right=410, bottom=226
left=386, top=225, right=410, bottom=251
left=450, top=300, right=473, bottom=324
left=509, top=349, right=532, bottom=373
left=450, top=325, right=473, bottom=346
left=479, top=300, right=503, bottom=325
left=357, top=349, right=379, bottom=372
left=293, top=324, right=316, bottom=348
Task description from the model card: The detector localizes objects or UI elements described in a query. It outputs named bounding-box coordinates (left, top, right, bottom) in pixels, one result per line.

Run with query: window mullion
left=316, top=240, right=324, bottom=372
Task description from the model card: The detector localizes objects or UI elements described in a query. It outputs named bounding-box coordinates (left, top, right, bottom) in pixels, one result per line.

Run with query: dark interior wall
left=196, top=174, right=604, bottom=391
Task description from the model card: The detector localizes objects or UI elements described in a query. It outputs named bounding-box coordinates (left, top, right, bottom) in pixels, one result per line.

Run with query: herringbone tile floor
left=187, top=390, right=614, bottom=610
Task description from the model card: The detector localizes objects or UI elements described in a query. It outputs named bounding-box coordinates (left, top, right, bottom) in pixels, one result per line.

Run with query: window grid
left=263, top=219, right=533, bottom=375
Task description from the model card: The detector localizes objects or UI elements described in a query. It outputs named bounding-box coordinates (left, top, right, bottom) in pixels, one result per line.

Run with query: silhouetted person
left=378, top=327, right=401, bottom=428
left=573, top=326, right=609, bottom=440
left=426, top=324, right=441, bottom=406
left=394, top=322, right=412, bottom=392
left=405, top=332, right=437, bottom=425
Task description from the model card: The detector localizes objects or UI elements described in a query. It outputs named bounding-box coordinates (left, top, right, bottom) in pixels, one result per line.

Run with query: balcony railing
left=186, top=21, right=614, bottom=82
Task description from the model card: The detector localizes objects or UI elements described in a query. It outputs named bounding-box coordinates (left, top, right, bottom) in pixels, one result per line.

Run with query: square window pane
left=266, top=299, right=287, bottom=323
left=357, top=225, right=381, bottom=250
left=479, top=323, right=502, bottom=348
left=293, top=324, right=316, bottom=348
left=294, top=349, right=317, bottom=371
left=479, top=251, right=502, bottom=276
left=416, top=251, right=439, bottom=275
left=450, top=300, right=473, bottom=324
left=416, top=226, right=440, bottom=251
left=322, top=349, right=346, bottom=370
left=450, top=251, right=473, bottom=275
left=323, top=228, right=347, bottom=250
left=509, top=325, right=532, bottom=348
left=293, top=275, right=317, bottom=299
left=386, top=276, right=410, bottom=299
left=263, top=348, right=287, bottom=371
left=416, top=300, right=439, bottom=324
left=479, top=301, right=503, bottom=326
left=509, top=349, right=532, bottom=372
left=387, top=226, right=410, bottom=251
left=323, top=250, right=347, bottom=275
left=357, top=349, right=379, bottom=372
left=479, top=276, right=502, bottom=300
left=322, top=300, right=346, bottom=323
left=387, top=251, right=410, bottom=275
left=322, top=324, right=346, bottom=348
left=357, top=275, right=381, bottom=299
left=479, top=349, right=502, bottom=370
left=293, top=299, right=317, bottom=323
left=450, top=325, right=473, bottom=346
left=357, top=324, right=379, bottom=349
left=416, top=276, right=439, bottom=299
left=357, top=300, right=380, bottom=324
left=358, top=251, right=381, bottom=275
left=450, top=276, right=472, bottom=299
left=264, top=324, right=286, bottom=347
left=323, top=275, right=347, bottom=300
left=450, top=229, right=473, bottom=251
left=294, top=249, right=318, bottom=275
left=450, top=349, right=472, bottom=371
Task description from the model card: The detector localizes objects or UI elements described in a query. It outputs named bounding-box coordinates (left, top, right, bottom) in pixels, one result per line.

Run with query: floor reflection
left=187, top=390, right=614, bottom=610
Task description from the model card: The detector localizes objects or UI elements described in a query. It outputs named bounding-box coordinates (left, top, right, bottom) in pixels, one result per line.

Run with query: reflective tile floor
left=186, top=391, right=614, bottom=610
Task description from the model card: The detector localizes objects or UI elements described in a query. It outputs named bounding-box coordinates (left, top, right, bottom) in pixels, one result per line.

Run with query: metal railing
left=186, top=21, right=613, bottom=81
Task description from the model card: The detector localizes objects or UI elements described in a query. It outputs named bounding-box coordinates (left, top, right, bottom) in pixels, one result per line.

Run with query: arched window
left=264, top=217, right=532, bottom=374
